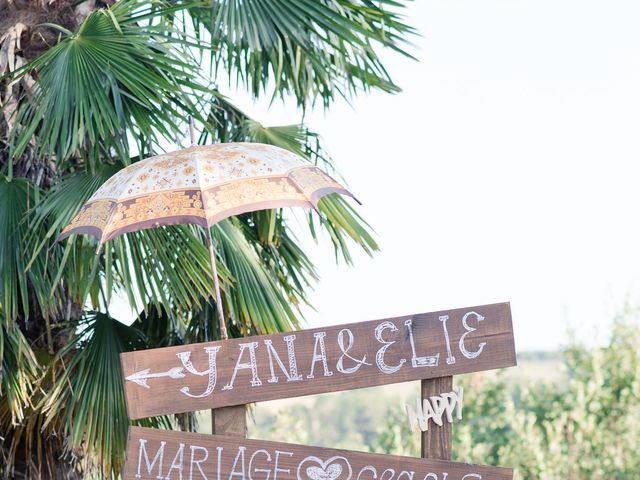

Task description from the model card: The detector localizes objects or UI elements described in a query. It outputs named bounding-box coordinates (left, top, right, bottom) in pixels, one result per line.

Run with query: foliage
left=255, top=388, right=393, bottom=450
left=190, top=0, right=416, bottom=106
left=369, top=314, right=640, bottom=479
left=40, top=312, right=172, bottom=476
left=254, top=314, right=640, bottom=479
left=0, top=0, right=413, bottom=477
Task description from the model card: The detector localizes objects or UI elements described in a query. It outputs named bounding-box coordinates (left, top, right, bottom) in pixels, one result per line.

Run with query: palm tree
left=0, top=1, right=413, bottom=478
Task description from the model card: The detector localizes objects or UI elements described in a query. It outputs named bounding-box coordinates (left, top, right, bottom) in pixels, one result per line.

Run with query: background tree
left=255, top=313, right=640, bottom=479
left=0, top=1, right=414, bottom=478
left=369, top=313, right=640, bottom=479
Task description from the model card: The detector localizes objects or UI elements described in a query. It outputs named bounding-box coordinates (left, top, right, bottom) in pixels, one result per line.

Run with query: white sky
left=104, top=1, right=640, bottom=351
left=226, top=0, right=640, bottom=351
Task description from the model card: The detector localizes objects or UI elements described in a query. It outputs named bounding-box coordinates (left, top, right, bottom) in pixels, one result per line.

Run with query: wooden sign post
left=421, top=376, right=453, bottom=460
left=212, top=405, right=246, bottom=437
left=120, top=302, right=517, bottom=479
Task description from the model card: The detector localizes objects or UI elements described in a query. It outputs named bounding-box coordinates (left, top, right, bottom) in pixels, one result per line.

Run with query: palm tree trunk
left=1, top=3, right=103, bottom=478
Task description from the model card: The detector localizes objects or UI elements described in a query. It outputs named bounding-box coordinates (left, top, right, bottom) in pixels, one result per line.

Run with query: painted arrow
left=125, top=367, right=185, bottom=388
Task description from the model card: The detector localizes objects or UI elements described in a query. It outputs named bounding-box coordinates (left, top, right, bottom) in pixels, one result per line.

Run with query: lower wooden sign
left=123, top=426, right=513, bottom=480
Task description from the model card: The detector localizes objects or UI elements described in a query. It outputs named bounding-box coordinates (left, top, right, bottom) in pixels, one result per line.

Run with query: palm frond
left=239, top=119, right=379, bottom=262
left=27, top=166, right=219, bottom=316
left=189, top=0, right=416, bottom=106
left=0, top=404, right=76, bottom=480
left=242, top=119, right=339, bottom=175
left=130, top=303, right=186, bottom=348
left=212, top=220, right=301, bottom=336
left=0, top=324, right=39, bottom=425
left=111, top=225, right=225, bottom=314
left=202, top=98, right=379, bottom=261
left=26, top=167, right=114, bottom=317
left=40, top=312, right=170, bottom=477
left=236, top=209, right=318, bottom=306
left=0, top=176, right=55, bottom=326
left=7, top=1, right=212, bottom=167
left=0, top=177, right=32, bottom=325
left=314, top=194, right=378, bottom=264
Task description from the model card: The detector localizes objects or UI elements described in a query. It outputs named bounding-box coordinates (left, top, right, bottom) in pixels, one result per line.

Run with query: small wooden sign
left=121, top=303, right=516, bottom=419
left=123, top=426, right=513, bottom=480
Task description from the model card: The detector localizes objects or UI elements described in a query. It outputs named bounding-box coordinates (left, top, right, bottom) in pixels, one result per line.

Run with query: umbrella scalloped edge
left=58, top=165, right=355, bottom=244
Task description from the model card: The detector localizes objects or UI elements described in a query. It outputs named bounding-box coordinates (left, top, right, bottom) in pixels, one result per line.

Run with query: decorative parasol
left=58, top=139, right=357, bottom=340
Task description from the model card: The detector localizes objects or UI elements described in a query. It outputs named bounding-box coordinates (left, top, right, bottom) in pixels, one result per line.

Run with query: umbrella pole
left=206, top=227, right=246, bottom=438
left=205, top=227, right=228, bottom=341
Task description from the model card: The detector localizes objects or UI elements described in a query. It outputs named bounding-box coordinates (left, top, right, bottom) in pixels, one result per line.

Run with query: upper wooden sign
left=121, top=303, right=516, bottom=419
left=123, top=426, right=513, bottom=480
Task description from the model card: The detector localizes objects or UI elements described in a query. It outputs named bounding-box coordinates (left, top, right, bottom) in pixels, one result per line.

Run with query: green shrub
left=374, top=313, right=640, bottom=479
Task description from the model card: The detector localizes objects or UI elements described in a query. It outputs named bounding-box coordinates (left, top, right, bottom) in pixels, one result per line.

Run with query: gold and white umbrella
left=58, top=142, right=357, bottom=339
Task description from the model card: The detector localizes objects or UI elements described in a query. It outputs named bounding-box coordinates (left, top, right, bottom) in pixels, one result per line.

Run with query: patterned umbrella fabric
left=59, top=142, right=355, bottom=244
left=58, top=142, right=357, bottom=340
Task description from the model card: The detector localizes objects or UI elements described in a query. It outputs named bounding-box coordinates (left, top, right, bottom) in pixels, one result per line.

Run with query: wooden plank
left=212, top=405, right=246, bottom=437
left=123, top=426, right=513, bottom=480
left=121, top=302, right=516, bottom=419
left=421, top=376, right=453, bottom=460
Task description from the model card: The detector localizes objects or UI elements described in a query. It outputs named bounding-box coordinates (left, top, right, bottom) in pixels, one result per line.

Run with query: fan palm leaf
left=41, top=312, right=171, bottom=477
left=7, top=1, right=213, bottom=166
left=0, top=324, right=38, bottom=425
left=189, top=0, right=415, bottom=105
left=0, top=177, right=33, bottom=325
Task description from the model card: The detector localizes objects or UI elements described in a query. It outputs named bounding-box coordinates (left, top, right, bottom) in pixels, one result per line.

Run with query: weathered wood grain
left=212, top=405, right=246, bottom=437
left=421, top=376, right=453, bottom=460
left=121, top=303, right=516, bottom=419
left=123, top=426, right=513, bottom=480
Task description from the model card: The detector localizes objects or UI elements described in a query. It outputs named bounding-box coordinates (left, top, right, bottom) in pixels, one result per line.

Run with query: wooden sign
left=123, top=426, right=513, bottom=480
left=121, top=303, right=516, bottom=419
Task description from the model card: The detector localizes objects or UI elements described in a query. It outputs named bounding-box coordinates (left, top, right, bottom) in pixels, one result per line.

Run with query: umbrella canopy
left=59, top=142, right=356, bottom=244
left=58, top=142, right=357, bottom=340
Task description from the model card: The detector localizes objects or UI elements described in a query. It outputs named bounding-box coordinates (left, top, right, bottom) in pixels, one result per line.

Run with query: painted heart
left=307, top=464, right=342, bottom=480
left=297, top=456, right=352, bottom=480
